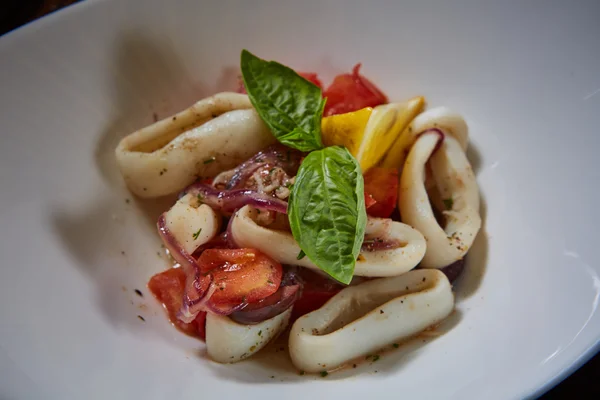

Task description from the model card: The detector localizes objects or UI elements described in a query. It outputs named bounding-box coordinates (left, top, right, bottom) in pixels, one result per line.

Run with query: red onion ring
left=229, top=271, right=303, bottom=324
left=157, top=214, right=210, bottom=323
left=226, top=144, right=303, bottom=190
left=361, top=238, right=403, bottom=252
left=184, top=183, right=288, bottom=215
left=225, top=216, right=238, bottom=248
left=416, top=128, right=445, bottom=154
left=205, top=300, right=249, bottom=316
left=439, top=258, right=465, bottom=283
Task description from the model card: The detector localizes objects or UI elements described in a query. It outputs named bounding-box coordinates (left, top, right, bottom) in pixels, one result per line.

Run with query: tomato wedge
left=237, top=72, right=323, bottom=93
left=291, top=268, right=343, bottom=322
left=198, top=248, right=282, bottom=306
left=363, top=167, right=399, bottom=218
left=323, top=64, right=388, bottom=116
left=148, top=268, right=207, bottom=340
left=364, top=192, right=377, bottom=209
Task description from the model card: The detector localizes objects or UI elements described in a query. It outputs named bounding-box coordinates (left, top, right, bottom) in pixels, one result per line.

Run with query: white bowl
left=1, top=1, right=599, bottom=399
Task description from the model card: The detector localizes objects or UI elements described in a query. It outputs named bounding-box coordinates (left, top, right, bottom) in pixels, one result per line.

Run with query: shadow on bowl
left=200, top=309, right=464, bottom=383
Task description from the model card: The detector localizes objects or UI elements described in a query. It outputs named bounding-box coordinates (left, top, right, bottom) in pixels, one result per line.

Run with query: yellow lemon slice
left=321, top=97, right=425, bottom=172
left=379, top=97, right=427, bottom=168
left=321, top=108, right=373, bottom=156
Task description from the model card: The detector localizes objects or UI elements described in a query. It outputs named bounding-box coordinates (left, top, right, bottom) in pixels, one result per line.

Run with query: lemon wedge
left=379, top=98, right=428, bottom=168
left=321, top=108, right=373, bottom=156
left=321, top=97, right=425, bottom=171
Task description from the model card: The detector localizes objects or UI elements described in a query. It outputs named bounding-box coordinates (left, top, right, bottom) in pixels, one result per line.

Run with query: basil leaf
left=240, top=49, right=325, bottom=152
left=288, top=146, right=366, bottom=284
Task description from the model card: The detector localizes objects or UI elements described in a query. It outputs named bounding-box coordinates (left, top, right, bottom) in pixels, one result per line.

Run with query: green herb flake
left=192, top=228, right=202, bottom=240
left=203, top=157, right=216, bottom=164
left=372, top=355, right=380, bottom=362
left=197, top=193, right=204, bottom=203
left=299, top=370, right=305, bottom=376
left=443, top=198, right=454, bottom=210
left=288, top=147, right=366, bottom=284
left=320, top=371, right=328, bottom=377
left=258, top=330, right=262, bottom=337
left=393, top=343, right=400, bottom=348
left=296, top=250, right=306, bottom=260
left=240, top=50, right=325, bottom=152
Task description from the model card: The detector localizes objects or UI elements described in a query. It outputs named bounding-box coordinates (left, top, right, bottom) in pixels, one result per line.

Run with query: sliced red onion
left=229, top=271, right=302, bottom=325
left=361, top=237, right=403, bottom=252
left=360, top=218, right=403, bottom=252
left=226, top=144, right=303, bottom=190
left=416, top=128, right=445, bottom=154
left=157, top=214, right=210, bottom=323
left=225, top=216, right=238, bottom=248
left=205, top=300, right=249, bottom=316
left=439, top=258, right=465, bottom=283
left=184, top=183, right=288, bottom=215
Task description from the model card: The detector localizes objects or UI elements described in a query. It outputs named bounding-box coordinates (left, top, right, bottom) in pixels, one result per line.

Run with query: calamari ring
left=399, top=132, right=480, bottom=268
left=288, top=269, right=454, bottom=372
left=231, top=205, right=426, bottom=277
left=206, top=308, right=292, bottom=363
left=115, top=92, right=276, bottom=198
left=163, top=193, right=221, bottom=254
left=381, top=106, right=469, bottom=169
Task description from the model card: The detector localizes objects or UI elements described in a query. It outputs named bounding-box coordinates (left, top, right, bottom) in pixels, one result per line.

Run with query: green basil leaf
left=288, top=146, right=366, bottom=284
left=240, top=49, right=325, bottom=152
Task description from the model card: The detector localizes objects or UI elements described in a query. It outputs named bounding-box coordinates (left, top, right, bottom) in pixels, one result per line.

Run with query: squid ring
left=399, top=132, right=480, bottom=268
left=288, top=269, right=454, bottom=373
left=381, top=106, right=469, bottom=169
left=162, top=193, right=221, bottom=254
left=230, top=205, right=427, bottom=277
left=206, top=308, right=292, bottom=363
left=115, top=92, right=276, bottom=198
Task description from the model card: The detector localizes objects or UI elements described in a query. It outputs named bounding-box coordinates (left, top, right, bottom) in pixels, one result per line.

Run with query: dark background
left=1, top=1, right=598, bottom=399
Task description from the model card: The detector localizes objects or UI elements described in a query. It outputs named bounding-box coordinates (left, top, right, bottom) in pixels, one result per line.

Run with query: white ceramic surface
left=1, top=1, right=599, bottom=399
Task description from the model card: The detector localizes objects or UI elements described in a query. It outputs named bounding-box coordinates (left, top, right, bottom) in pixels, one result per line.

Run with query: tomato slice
left=237, top=72, right=323, bottom=94
left=198, top=248, right=282, bottom=306
left=291, top=268, right=343, bottom=322
left=148, top=268, right=207, bottom=340
left=364, top=192, right=377, bottom=209
left=323, top=64, right=388, bottom=116
left=364, top=167, right=399, bottom=218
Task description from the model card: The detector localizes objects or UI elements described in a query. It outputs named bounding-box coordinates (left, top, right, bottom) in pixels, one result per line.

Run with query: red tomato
left=364, top=192, right=377, bottom=209
left=148, top=268, right=207, bottom=340
left=198, top=249, right=282, bottom=306
left=323, top=64, right=388, bottom=116
left=193, top=311, right=207, bottom=340
left=291, top=269, right=343, bottom=322
left=237, top=72, right=323, bottom=94
left=364, top=167, right=399, bottom=218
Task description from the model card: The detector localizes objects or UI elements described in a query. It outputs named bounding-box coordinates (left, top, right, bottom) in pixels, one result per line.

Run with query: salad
left=115, top=50, right=481, bottom=374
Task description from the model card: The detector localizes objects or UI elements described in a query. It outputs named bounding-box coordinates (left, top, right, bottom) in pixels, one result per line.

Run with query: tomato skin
left=364, top=192, right=377, bottom=209
left=193, top=311, right=207, bottom=340
left=291, top=269, right=343, bottom=322
left=363, top=167, right=399, bottom=218
left=148, top=268, right=207, bottom=339
left=323, top=63, right=388, bottom=116
left=198, top=249, right=283, bottom=306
